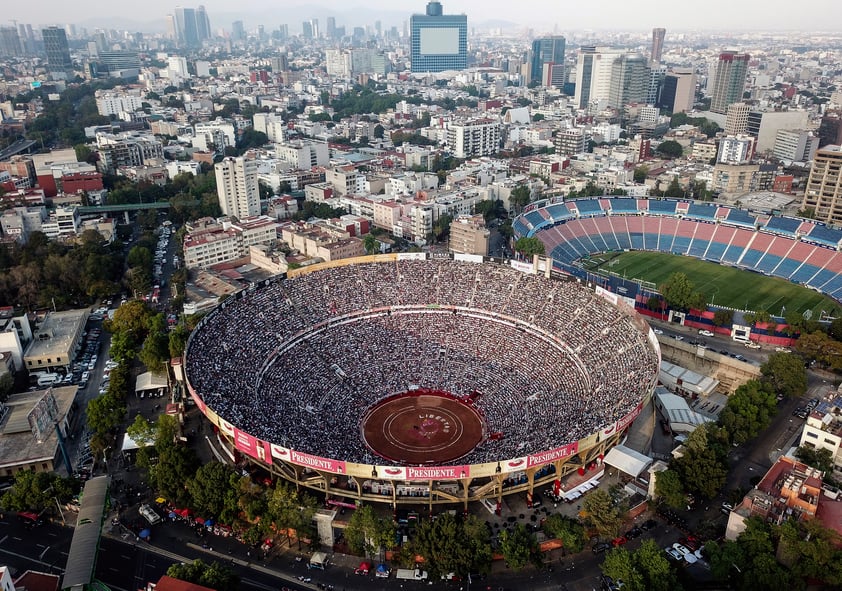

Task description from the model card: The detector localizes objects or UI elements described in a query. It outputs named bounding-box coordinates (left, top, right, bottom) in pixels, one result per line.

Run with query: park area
left=583, top=251, right=842, bottom=318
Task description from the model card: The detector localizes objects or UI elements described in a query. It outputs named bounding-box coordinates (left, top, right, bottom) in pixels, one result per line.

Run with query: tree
left=1, top=470, right=78, bottom=513
left=373, top=124, right=385, bottom=139
left=662, top=177, right=684, bottom=198
left=794, top=446, right=835, bottom=473
left=412, top=513, right=490, bottom=577
left=86, top=393, right=126, bottom=436
left=266, top=483, right=318, bottom=548
left=187, top=461, right=240, bottom=523
left=344, top=505, right=396, bottom=560
left=509, top=184, right=532, bottom=212
left=581, top=489, right=623, bottom=539
left=541, top=514, right=586, bottom=553
left=363, top=233, right=378, bottom=255
left=601, top=540, right=680, bottom=591
left=718, top=380, right=778, bottom=444
left=633, top=166, right=649, bottom=183
left=106, top=300, right=152, bottom=342
left=168, top=324, right=189, bottom=358
left=796, top=330, right=842, bottom=370
left=514, top=236, right=545, bottom=257
left=659, top=272, right=705, bottom=311
left=656, top=140, right=684, bottom=159
left=126, top=414, right=155, bottom=447
left=498, top=523, right=540, bottom=570
left=654, top=469, right=686, bottom=509
left=760, top=352, right=807, bottom=399
left=167, top=560, right=239, bottom=591
left=712, top=309, right=734, bottom=327
left=672, top=425, right=729, bottom=499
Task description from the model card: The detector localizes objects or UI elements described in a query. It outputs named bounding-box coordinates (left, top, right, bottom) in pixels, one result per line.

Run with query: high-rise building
left=196, top=5, right=212, bottom=42
left=302, top=21, right=313, bottom=40
left=174, top=7, right=199, bottom=47
left=410, top=1, right=467, bottom=73
left=608, top=53, right=649, bottom=109
left=529, top=36, right=565, bottom=88
left=42, top=26, right=73, bottom=79
left=651, top=28, right=666, bottom=64
left=326, top=17, right=336, bottom=39
left=231, top=20, right=245, bottom=41
left=215, top=157, right=261, bottom=220
left=802, top=145, right=842, bottom=224
left=656, top=69, right=696, bottom=114
left=0, top=26, right=23, bottom=57
left=446, top=118, right=500, bottom=159
left=709, top=51, right=750, bottom=114
left=574, top=46, right=627, bottom=109
left=310, top=19, right=320, bottom=39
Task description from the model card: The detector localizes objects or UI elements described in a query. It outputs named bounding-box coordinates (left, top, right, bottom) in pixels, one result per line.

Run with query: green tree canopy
left=412, top=512, right=491, bottom=577
left=656, top=140, right=684, bottom=159
left=0, top=470, right=79, bottom=513
left=659, top=272, right=706, bottom=311
left=601, top=539, right=681, bottom=591
left=344, top=505, right=397, bottom=560
left=541, top=514, right=586, bottom=553
left=509, top=184, right=532, bottom=212
left=498, top=523, right=541, bottom=571
left=653, top=469, right=687, bottom=510
left=166, top=559, right=239, bottom=591
left=514, top=236, right=545, bottom=257
left=718, top=380, right=777, bottom=444
left=713, top=309, right=734, bottom=327
left=760, top=352, right=807, bottom=399
left=581, top=488, right=623, bottom=539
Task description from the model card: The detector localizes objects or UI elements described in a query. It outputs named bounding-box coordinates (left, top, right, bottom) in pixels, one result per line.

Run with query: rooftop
left=0, top=386, right=77, bottom=470
left=23, top=309, right=88, bottom=361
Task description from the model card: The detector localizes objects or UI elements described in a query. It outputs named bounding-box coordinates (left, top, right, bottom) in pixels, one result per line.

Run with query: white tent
left=134, top=371, right=168, bottom=393
left=603, top=445, right=653, bottom=479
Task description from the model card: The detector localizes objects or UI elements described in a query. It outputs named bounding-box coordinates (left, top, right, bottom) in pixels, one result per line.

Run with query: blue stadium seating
left=642, top=233, right=660, bottom=251
left=821, top=274, right=842, bottom=294
left=630, top=233, right=644, bottom=249
left=725, top=209, right=757, bottom=227
left=740, top=249, right=765, bottom=267
left=790, top=264, right=820, bottom=284
left=808, top=269, right=837, bottom=289
left=686, top=203, right=718, bottom=221
left=576, top=199, right=604, bottom=215
left=671, top=236, right=691, bottom=255
left=688, top=239, right=710, bottom=258
left=602, top=232, right=621, bottom=251
left=772, top=258, right=801, bottom=278
left=589, top=232, right=610, bottom=252
left=513, top=218, right=530, bottom=236
left=764, top=216, right=801, bottom=235
left=616, top=228, right=632, bottom=250
left=806, top=224, right=842, bottom=247
left=755, top=254, right=782, bottom=274
left=704, top=241, right=728, bottom=261
left=546, top=204, right=574, bottom=221
left=648, top=200, right=677, bottom=214
left=525, top=210, right=546, bottom=228
left=722, top=244, right=746, bottom=263
left=609, top=199, right=639, bottom=213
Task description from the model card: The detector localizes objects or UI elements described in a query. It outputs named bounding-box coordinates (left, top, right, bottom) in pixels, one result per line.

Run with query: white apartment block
left=447, top=119, right=501, bottom=159
left=195, top=121, right=237, bottom=150
left=165, top=161, right=202, bottom=178
left=253, top=113, right=287, bottom=143
left=717, top=135, right=755, bottom=165
left=96, top=93, right=143, bottom=117
left=773, top=129, right=819, bottom=162
left=183, top=215, right=278, bottom=269
left=274, top=141, right=330, bottom=171
left=215, top=157, right=261, bottom=220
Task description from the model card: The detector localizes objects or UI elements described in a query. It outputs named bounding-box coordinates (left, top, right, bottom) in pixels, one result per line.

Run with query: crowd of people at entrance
left=185, top=258, right=659, bottom=466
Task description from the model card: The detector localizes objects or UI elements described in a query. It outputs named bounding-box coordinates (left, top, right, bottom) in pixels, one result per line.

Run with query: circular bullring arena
left=184, top=255, right=660, bottom=507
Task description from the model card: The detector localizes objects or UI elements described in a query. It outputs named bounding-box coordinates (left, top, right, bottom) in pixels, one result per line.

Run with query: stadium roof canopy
left=62, top=475, right=110, bottom=591
left=654, top=387, right=715, bottom=434
left=603, top=445, right=653, bottom=478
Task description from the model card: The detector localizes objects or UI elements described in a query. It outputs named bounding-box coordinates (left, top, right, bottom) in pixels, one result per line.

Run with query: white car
left=653, top=328, right=664, bottom=335
left=672, top=543, right=698, bottom=564
left=698, top=329, right=714, bottom=337
left=775, top=346, right=792, bottom=353
left=672, top=335, right=684, bottom=341
left=744, top=341, right=761, bottom=349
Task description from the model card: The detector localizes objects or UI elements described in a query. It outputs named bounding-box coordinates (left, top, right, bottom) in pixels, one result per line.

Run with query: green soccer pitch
left=583, top=250, right=842, bottom=317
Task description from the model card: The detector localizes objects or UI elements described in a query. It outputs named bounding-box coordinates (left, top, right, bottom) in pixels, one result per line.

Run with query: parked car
left=698, top=329, right=714, bottom=337
left=653, top=328, right=664, bottom=335
left=625, top=526, right=643, bottom=539
left=744, top=341, right=761, bottom=349
left=592, top=542, right=612, bottom=554
left=641, top=519, right=658, bottom=531
left=611, top=536, right=628, bottom=547
left=665, top=547, right=683, bottom=561
left=672, top=334, right=684, bottom=341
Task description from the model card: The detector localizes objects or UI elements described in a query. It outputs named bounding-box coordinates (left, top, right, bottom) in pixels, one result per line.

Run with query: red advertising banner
left=270, top=443, right=291, bottom=461
left=289, top=450, right=347, bottom=474
left=614, top=402, right=644, bottom=433
left=188, top=387, right=206, bottom=412
left=404, top=465, right=470, bottom=480
left=502, top=457, right=528, bottom=473
left=527, top=442, right=579, bottom=468
left=233, top=428, right=259, bottom=459
left=218, top=417, right=234, bottom=437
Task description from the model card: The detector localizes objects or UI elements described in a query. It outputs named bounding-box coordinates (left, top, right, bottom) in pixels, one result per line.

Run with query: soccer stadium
left=514, top=197, right=842, bottom=310
left=183, top=255, right=660, bottom=508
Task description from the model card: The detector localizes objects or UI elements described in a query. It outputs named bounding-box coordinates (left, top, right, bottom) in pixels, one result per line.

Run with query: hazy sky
left=8, top=0, right=842, bottom=32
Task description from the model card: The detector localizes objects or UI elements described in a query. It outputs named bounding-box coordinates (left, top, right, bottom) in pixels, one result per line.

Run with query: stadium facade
left=184, top=254, right=660, bottom=509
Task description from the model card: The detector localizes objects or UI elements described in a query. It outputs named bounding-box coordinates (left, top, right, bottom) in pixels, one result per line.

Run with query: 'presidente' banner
left=289, top=449, right=347, bottom=474
left=404, top=465, right=471, bottom=481
left=527, top=442, right=579, bottom=468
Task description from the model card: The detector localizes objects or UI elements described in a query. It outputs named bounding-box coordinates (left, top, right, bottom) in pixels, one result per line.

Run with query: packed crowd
left=185, top=258, right=659, bottom=467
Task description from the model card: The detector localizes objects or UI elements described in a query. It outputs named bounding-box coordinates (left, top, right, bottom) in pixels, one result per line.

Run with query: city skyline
left=6, top=0, right=842, bottom=32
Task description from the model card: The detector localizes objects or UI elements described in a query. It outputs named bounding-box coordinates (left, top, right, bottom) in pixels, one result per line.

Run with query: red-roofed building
left=147, top=575, right=217, bottom=591
left=726, top=455, right=842, bottom=540
left=12, top=569, right=61, bottom=591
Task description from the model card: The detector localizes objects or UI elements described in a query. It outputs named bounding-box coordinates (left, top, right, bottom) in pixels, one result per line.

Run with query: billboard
left=405, top=465, right=470, bottom=480
left=289, top=449, right=347, bottom=474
